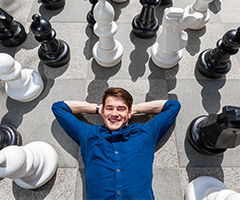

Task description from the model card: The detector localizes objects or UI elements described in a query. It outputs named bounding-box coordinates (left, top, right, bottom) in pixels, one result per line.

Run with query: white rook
left=151, top=7, right=202, bottom=69
left=93, top=0, right=123, bottom=67
left=0, top=53, right=44, bottom=102
left=185, top=176, right=240, bottom=200
left=0, top=141, right=58, bottom=189
left=184, top=0, right=213, bottom=30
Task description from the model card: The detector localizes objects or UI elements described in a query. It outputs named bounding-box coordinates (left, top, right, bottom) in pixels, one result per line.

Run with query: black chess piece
left=87, top=0, right=98, bottom=28
left=196, top=27, right=240, bottom=78
left=160, top=0, right=172, bottom=5
left=0, top=8, right=27, bottom=47
left=132, top=0, right=161, bottom=38
left=30, top=14, right=70, bottom=68
left=39, top=0, right=65, bottom=10
left=187, top=106, right=240, bottom=156
left=0, top=124, right=22, bottom=150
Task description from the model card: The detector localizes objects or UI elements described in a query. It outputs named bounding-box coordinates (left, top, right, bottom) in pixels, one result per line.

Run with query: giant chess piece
left=196, top=27, right=240, bottom=78
left=0, top=124, right=21, bottom=150
left=185, top=176, right=240, bottom=200
left=184, top=0, right=213, bottom=30
left=0, top=8, right=27, bottom=47
left=87, top=0, right=98, bottom=28
left=151, top=7, right=202, bottom=68
left=0, top=53, right=44, bottom=102
left=30, top=14, right=70, bottom=68
left=187, top=106, right=240, bottom=156
left=160, top=0, right=172, bottom=5
left=93, top=0, right=123, bottom=67
left=39, top=0, right=65, bottom=10
left=0, top=141, right=58, bottom=189
left=132, top=0, right=161, bottom=38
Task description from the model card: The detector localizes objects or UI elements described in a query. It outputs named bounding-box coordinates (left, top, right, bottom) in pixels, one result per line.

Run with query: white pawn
left=0, top=141, right=58, bottom=189
left=185, top=176, right=240, bottom=200
left=184, top=0, right=213, bottom=30
left=151, top=7, right=202, bottom=69
left=0, top=53, right=44, bottom=102
left=92, top=0, right=123, bottom=67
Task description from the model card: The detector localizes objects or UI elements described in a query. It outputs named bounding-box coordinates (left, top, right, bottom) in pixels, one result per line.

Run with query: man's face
left=102, top=96, right=132, bottom=131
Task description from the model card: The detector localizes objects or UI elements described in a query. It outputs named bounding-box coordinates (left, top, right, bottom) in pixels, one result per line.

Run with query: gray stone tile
left=168, top=79, right=240, bottom=168
left=0, top=168, right=77, bottom=200
left=75, top=169, right=87, bottom=200
left=85, top=79, right=169, bottom=105
left=14, top=22, right=90, bottom=80
left=154, top=127, right=179, bottom=168
left=0, top=0, right=34, bottom=24
left=153, top=168, right=183, bottom=200
left=216, top=0, right=240, bottom=23
left=28, top=0, right=91, bottom=23
left=87, top=23, right=166, bottom=80
left=0, top=79, right=86, bottom=168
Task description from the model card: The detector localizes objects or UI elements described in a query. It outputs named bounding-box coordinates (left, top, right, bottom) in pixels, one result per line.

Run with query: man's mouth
left=109, top=119, right=120, bottom=123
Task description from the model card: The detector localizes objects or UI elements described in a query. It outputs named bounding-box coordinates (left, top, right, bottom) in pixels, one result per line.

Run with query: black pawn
left=187, top=106, right=240, bottom=156
left=0, top=124, right=22, bottom=150
left=196, top=27, right=240, bottom=78
left=0, top=8, right=27, bottom=47
left=132, top=0, right=161, bottom=38
left=30, top=14, right=70, bottom=68
left=40, top=0, right=65, bottom=10
left=87, top=0, right=98, bottom=28
left=160, top=0, right=172, bottom=5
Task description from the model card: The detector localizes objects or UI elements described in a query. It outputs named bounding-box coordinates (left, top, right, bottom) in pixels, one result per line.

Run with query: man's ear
left=128, top=108, right=133, bottom=120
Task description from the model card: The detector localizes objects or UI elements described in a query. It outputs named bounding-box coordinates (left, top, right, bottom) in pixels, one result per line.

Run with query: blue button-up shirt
left=52, top=100, right=181, bottom=200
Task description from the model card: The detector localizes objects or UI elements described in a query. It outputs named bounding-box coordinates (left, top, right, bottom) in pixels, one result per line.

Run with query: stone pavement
left=0, top=0, right=240, bottom=199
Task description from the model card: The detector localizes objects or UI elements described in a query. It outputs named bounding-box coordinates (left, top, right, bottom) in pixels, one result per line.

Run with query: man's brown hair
left=102, top=87, right=133, bottom=110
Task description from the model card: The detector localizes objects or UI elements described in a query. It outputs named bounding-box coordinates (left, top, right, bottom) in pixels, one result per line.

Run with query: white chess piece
left=185, top=176, right=240, bottom=200
left=184, top=0, right=213, bottom=30
left=0, top=141, right=58, bottom=189
left=151, top=7, right=202, bottom=68
left=93, top=0, right=123, bottom=67
left=0, top=53, right=44, bottom=102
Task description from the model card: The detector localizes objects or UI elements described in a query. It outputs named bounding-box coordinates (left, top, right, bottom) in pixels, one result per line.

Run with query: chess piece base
left=40, top=0, right=65, bottom=10
left=5, top=67, right=44, bottom=102
left=196, top=49, right=231, bottom=78
left=39, top=40, right=70, bottom=68
left=151, top=42, right=182, bottom=68
left=186, top=115, right=227, bottom=156
left=0, top=22, right=27, bottom=47
left=160, top=0, right=172, bottom=5
left=14, top=141, right=58, bottom=189
left=0, top=124, right=21, bottom=150
left=93, top=40, right=123, bottom=67
left=185, top=176, right=228, bottom=200
left=111, top=0, right=129, bottom=3
left=132, top=15, right=159, bottom=38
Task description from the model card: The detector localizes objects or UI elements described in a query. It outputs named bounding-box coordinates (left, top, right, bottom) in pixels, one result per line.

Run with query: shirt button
left=115, top=151, right=118, bottom=154
left=118, top=191, right=121, bottom=194
left=117, top=169, right=120, bottom=172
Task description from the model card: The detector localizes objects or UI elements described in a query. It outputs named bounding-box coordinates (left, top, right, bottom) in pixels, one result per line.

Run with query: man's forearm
left=64, top=101, right=99, bottom=115
left=132, top=100, right=167, bottom=115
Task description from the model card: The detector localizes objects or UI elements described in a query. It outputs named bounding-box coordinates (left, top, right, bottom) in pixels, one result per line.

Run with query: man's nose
left=112, top=108, right=118, bottom=115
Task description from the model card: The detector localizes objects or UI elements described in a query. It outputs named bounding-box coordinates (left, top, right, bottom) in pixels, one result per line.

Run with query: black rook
left=132, top=0, right=161, bottom=38
left=196, top=27, right=240, bottom=78
left=0, top=8, right=27, bottom=47
left=30, top=14, right=70, bottom=68
left=187, top=106, right=240, bottom=156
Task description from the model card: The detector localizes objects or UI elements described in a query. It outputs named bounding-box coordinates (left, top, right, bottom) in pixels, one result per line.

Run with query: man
left=52, top=87, right=181, bottom=199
